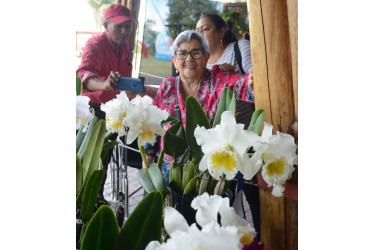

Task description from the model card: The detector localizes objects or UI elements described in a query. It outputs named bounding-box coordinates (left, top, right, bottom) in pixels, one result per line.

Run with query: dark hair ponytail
left=203, top=14, right=237, bottom=44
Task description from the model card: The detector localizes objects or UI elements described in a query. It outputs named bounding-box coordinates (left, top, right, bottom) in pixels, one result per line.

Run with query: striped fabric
left=235, top=100, right=255, bottom=130
left=206, top=39, right=252, bottom=74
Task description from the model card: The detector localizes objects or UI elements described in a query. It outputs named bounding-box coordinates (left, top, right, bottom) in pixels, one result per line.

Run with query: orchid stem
left=117, top=140, right=141, bottom=153
left=138, top=140, right=148, bottom=169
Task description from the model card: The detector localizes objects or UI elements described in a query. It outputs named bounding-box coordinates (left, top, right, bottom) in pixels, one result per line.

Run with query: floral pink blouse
left=152, top=65, right=254, bottom=185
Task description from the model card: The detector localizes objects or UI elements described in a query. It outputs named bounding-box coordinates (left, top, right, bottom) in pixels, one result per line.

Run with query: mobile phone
left=115, top=77, right=145, bottom=93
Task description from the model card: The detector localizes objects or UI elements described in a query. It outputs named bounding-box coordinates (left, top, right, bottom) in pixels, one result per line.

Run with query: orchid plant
left=79, top=190, right=264, bottom=250
left=159, top=88, right=267, bottom=201
left=76, top=76, right=120, bottom=248
left=76, top=78, right=297, bottom=248
left=250, top=122, right=298, bottom=197
left=194, top=111, right=298, bottom=198
left=145, top=193, right=264, bottom=250
left=99, top=91, right=171, bottom=199
left=76, top=95, right=94, bottom=132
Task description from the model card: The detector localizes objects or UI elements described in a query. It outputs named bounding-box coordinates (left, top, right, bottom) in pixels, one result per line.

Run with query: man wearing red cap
left=77, top=4, right=156, bottom=201
left=77, top=4, right=156, bottom=103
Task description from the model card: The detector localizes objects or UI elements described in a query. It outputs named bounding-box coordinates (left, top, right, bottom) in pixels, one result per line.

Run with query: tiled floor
left=103, top=165, right=144, bottom=216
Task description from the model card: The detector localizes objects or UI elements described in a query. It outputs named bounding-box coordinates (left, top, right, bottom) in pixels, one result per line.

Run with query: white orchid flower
left=146, top=206, right=241, bottom=250
left=194, top=111, right=261, bottom=181
left=100, top=92, right=130, bottom=136
left=192, top=193, right=256, bottom=246
left=253, top=122, right=297, bottom=197
left=218, top=196, right=256, bottom=246
left=124, top=95, right=168, bottom=146
left=146, top=193, right=257, bottom=250
left=190, top=192, right=226, bottom=227
left=76, top=95, right=93, bottom=132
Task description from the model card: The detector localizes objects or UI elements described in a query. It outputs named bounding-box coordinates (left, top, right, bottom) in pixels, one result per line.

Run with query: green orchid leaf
left=179, top=147, right=191, bottom=164
left=183, top=176, right=198, bottom=195
left=76, top=126, right=85, bottom=153
left=161, top=115, right=179, bottom=126
left=81, top=170, right=106, bottom=223
left=114, top=191, right=163, bottom=250
left=81, top=120, right=106, bottom=188
left=137, top=168, right=156, bottom=193
left=101, top=140, right=118, bottom=159
left=248, top=109, right=265, bottom=134
left=77, top=114, right=99, bottom=160
left=102, top=140, right=118, bottom=152
left=212, top=88, right=233, bottom=127
left=193, top=160, right=204, bottom=178
left=163, top=121, right=187, bottom=159
left=170, top=162, right=182, bottom=194
left=182, top=161, right=195, bottom=191
left=147, top=163, right=167, bottom=199
left=76, top=76, right=82, bottom=96
left=76, top=154, right=83, bottom=195
left=227, top=89, right=236, bottom=113
left=185, top=96, right=211, bottom=157
left=81, top=205, right=119, bottom=250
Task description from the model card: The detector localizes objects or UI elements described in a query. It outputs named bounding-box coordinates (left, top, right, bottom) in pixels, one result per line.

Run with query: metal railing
left=109, top=136, right=142, bottom=227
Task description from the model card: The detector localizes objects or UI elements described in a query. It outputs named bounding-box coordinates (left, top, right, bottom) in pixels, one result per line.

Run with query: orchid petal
left=260, top=122, right=273, bottom=142
left=238, top=153, right=263, bottom=181
left=218, top=198, right=255, bottom=237
left=164, top=207, right=189, bottom=236
left=191, top=193, right=226, bottom=227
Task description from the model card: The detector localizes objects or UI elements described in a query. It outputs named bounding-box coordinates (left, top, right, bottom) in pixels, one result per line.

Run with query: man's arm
left=85, top=71, right=121, bottom=92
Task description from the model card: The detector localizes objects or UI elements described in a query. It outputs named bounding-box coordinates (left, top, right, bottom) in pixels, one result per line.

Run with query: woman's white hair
left=172, top=30, right=210, bottom=54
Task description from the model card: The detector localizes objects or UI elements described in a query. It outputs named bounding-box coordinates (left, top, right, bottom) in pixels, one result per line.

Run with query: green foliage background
left=166, top=0, right=219, bottom=38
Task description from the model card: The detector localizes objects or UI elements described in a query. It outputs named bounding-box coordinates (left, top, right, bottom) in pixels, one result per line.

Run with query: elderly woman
left=145, top=30, right=254, bottom=185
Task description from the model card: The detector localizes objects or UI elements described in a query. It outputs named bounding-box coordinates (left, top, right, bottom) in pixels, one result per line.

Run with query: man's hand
left=103, top=71, right=121, bottom=91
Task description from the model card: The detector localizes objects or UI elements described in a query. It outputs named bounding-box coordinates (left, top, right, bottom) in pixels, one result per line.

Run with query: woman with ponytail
left=196, top=14, right=252, bottom=74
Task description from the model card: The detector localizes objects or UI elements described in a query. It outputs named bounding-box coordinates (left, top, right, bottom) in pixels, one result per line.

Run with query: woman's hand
left=219, top=63, right=238, bottom=72
left=248, top=69, right=254, bottom=93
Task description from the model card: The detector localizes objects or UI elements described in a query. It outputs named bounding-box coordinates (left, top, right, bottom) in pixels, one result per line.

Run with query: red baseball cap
left=104, top=4, right=137, bottom=24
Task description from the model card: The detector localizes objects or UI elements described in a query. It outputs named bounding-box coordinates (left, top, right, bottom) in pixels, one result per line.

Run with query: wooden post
left=248, top=0, right=298, bottom=249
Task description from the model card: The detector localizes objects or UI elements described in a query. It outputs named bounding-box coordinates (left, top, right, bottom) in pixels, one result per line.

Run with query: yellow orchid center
left=210, top=150, right=237, bottom=172
left=112, top=121, right=122, bottom=130
left=240, top=232, right=253, bottom=245
left=106, top=116, right=110, bottom=125
left=81, top=118, right=88, bottom=126
left=139, top=130, right=155, bottom=143
left=265, top=158, right=286, bottom=177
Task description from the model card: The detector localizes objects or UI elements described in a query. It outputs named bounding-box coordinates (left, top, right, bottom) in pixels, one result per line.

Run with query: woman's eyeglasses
left=175, top=49, right=204, bottom=60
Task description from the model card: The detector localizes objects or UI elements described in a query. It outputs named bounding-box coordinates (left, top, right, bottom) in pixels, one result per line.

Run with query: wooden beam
left=259, top=189, right=286, bottom=250
left=248, top=0, right=272, bottom=126
left=286, top=0, right=298, bottom=120
left=248, top=0, right=298, bottom=249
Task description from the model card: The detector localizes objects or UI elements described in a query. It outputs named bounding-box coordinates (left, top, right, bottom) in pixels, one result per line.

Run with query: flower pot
left=168, top=187, right=196, bottom=226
